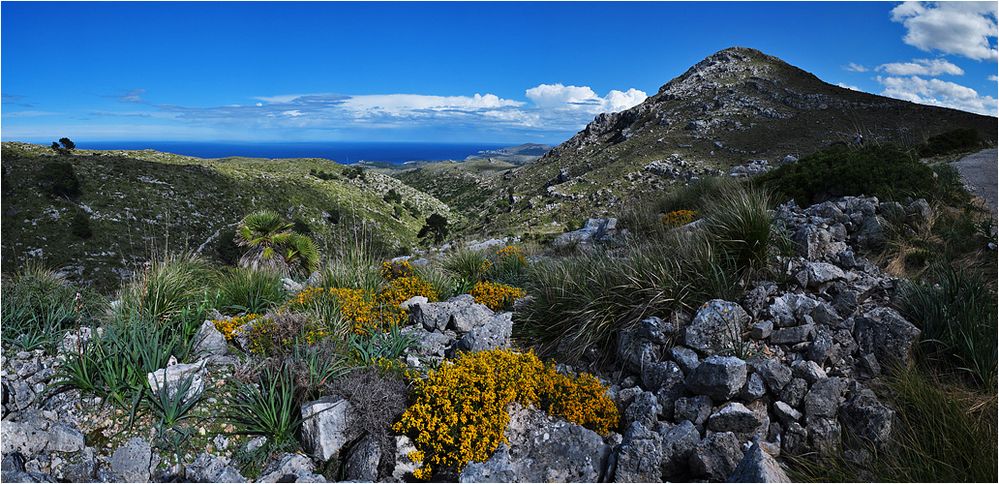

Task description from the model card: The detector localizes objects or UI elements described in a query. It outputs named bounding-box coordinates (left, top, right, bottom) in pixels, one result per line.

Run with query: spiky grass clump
left=1, top=263, right=85, bottom=352
left=217, top=267, right=287, bottom=314
left=703, top=184, right=782, bottom=274
left=117, top=252, right=216, bottom=326
left=441, top=248, right=491, bottom=286
left=229, top=363, right=301, bottom=452
left=897, top=267, right=997, bottom=387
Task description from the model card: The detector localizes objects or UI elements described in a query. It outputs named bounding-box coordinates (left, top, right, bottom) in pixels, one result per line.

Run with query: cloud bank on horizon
left=1, top=1, right=996, bottom=143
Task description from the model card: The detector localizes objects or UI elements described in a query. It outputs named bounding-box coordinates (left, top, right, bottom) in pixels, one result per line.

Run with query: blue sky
left=2, top=1, right=997, bottom=144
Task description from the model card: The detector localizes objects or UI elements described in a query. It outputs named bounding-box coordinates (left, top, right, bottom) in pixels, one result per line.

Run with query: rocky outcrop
left=404, top=295, right=514, bottom=363
left=460, top=405, right=612, bottom=483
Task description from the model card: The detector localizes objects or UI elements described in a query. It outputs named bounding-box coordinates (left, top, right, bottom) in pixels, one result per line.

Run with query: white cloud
left=524, top=83, right=647, bottom=114
left=836, top=82, right=860, bottom=91
left=891, top=1, right=998, bottom=60
left=877, top=58, right=965, bottom=76
left=877, top=75, right=997, bottom=115
left=845, top=63, right=869, bottom=72
left=990, top=74, right=999, bottom=81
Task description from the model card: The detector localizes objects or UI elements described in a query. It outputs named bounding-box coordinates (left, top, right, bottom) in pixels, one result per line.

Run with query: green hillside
left=0, top=142, right=450, bottom=290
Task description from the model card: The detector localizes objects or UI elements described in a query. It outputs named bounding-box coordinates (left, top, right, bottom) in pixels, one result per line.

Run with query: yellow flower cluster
left=212, top=313, right=261, bottom=342
left=393, top=349, right=618, bottom=479
left=495, top=245, right=526, bottom=264
left=661, top=209, right=697, bottom=227
left=380, top=259, right=414, bottom=280
left=289, top=275, right=437, bottom=335
left=470, top=281, right=526, bottom=311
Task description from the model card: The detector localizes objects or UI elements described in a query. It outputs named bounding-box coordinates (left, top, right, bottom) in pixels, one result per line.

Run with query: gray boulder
left=186, top=453, right=247, bottom=482
left=707, top=402, right=765, bottom=434
left=401, top=325, right=455, bottom=357
left=660, top=420, right=702, bottom=478
left=256, top=454, right=325, bottom=483
left=409, top=295, right=494, bottom=333
left=748, top=358, right=792, bottom=393
left=460, top=405, right=611, bottom=482
left=300, top=396, right=360, bottom=461
left=804, top=377, right=845, bottom=419
left=686, top=356, right=747, bottom=400
left=642, top=360, right=684, bottom=394
left=674, top=396, right=713, bottom=427
left=669, top=346, right=700, bottom=374
left=455, top=312, right=513, bottom=352
left=110, top=437, right=152, bottom=482
left=854, top=307, right=920, bottom=369
left=688, top=431, right=744, bottom=480
left=797, top=262, right=846, bottom=288
left=146, top=359, right=207, bottom=402
left=191, top=320, right=228, bottom=359
left=344, top=435, right=382, bottom=482
left=685, top=300, right=750, bottom=355
left=624, top=391, right=662, bottom=429
left=840, top=388, right=894, bottom=448
left=728, top=441, right=790, bottom=483
left=612, top=422, right=664, bottom=482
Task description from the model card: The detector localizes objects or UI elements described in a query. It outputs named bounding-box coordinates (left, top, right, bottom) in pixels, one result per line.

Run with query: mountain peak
left=657, top=46, right=799, bottom=97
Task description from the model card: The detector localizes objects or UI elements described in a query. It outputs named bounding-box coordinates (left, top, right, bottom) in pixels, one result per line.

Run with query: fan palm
left=236, top=210, right=319, bottom=275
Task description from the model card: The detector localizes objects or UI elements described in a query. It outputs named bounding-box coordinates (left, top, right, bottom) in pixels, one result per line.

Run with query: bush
left=393, top=349, right=618, bottom=479
left=245, top=312, right=308, bottom=356
left=758, top=146, right=938, bottom=205
left=117, top=253, right=216, bottom=327
left=896, top=267, right=997, bottom=387
left=621, top=176, right=734, bottom=237
left=70, top=208, right=93, bottom=239
left=216, top=267, right=286, bottom=314
left=470, top=281, right=526, bottom=311
left=418, top=213, right=449, bottom=244
left=1, top=264, right=84, bottom=353
left=229, top=363, right=301, bottom=452
left=383, top=189, right=402, bottom=204
left=703, top=184, right=781, bottom=274
left=331, top=367, right=409, bottom=465
left=413, top=265, right=472, bottom=301
left=214, top=227, right=243, bottom=265
left=37, top=159, right=82, bottom=198
left=918, top=128, right=980, bottom=158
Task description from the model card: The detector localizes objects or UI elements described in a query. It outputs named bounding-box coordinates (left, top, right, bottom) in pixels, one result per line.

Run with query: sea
left=72, top=141, right=511, bottom=165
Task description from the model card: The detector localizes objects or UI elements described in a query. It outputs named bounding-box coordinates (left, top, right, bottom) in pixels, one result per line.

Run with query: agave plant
left=236, top=210, right=319, bottom=275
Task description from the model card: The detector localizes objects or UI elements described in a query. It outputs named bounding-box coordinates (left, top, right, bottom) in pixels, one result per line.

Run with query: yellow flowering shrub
left=212, top=313, right=261, bottom=342
left=661, top=209, right=697, bottom=227
left=470, top=281, right=526, bottom=311
left=495, top=245, right=526, bottom=264
left=380, top=259, right=414, bottom=280
left=393, top=349, right=618, bottom=479
left=287, top=275, right=438, bottom=335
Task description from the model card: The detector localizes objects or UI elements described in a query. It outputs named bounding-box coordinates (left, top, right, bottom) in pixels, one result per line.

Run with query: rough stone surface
left=840, top=388, right=894, bottom=448
left=660, top=420, right=702, bottom=478
left=186, top=453, right=246, bottom=482
left=146, top=359, right=207, bottom=402
left=256, top=453, right=325, bottom=483
left=685, top=300, right=750, bottom=355
left=110, top=437, right=152, bottom=482
left=299, top=396, right=360, bottom=461
left=344, top=434, right=382, bottom=482
left=854, top=307, right=920, bottom=369
left=460, top=405, right=611, bottom=482
left=707, top=402, right=765, bottom=434
left=191, top=320, right=228, bottom=359
left=728, top=442, right=790, bottom=483
left=455, top=312, right=513, bottom=352
left=686, top=356, right=747, bottom=400
left=688, top=431, right=744, bottom=480
left=612, top=422, right=664, bottom=482
left=674, top=396, right=713, bottom=427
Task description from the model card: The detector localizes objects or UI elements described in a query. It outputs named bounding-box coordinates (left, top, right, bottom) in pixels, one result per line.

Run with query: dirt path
left=952, top=148, right=997, bottom=217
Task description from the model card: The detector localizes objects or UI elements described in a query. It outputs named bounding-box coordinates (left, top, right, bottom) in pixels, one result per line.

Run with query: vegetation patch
left=393, top=349, right=618, bottom=479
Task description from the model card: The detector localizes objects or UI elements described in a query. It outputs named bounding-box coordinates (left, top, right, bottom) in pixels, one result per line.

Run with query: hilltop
left=477, top=47, right=998, bottom=234
left=0, top=142, right=450, bottom=289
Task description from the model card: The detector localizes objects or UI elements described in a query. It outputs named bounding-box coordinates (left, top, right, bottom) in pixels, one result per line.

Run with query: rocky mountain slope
left=480, top=46, right=998, bottom=234
left=0, top=142, right=450, bottom=289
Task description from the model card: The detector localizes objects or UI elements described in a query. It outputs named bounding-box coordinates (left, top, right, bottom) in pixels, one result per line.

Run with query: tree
left=51, top=137, right=76, bottom=155
left=418, top=213, right=449, bottom=244
left=235, top=210, right=319, bottom=275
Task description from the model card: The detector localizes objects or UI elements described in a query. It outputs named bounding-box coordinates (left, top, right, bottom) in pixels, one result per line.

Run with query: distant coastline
left=40, top=140, right=513, bottom=164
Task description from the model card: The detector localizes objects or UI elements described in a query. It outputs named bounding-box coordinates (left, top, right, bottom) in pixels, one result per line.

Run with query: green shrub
left=414, top=264, right=472, bottom=300
left=70, top=208, right=93, bottom=239
left=342, top=166, right=366, bottom=181
left=348, top=325, right=415, bottom=367
left=37, top=159, right=82, bottom=198
left=384, top=189, right=402, bottom=204
left=237, top=210, right=320, bottom=275
left=918, top=128, right=980, bottom=158
left=703, top=184, right=782, bottom=274
left=117, top=253, right=216, bottom=326
left=216, top=267, right=286, bottom=314
left=896, top=267, right=997, bottom=387
left=758, top=146, right=937, bottom=205
left=229, top=363, right=301, bottom=452
left=214, top=227, right=242, bottom=265
left=621, top=176, right=735, bottom=237
left=1, top=264, right=83, bottom=353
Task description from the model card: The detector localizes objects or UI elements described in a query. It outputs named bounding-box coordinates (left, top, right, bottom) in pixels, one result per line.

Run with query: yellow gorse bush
left=470, top=281, right=526, bottom=311
left=212, top=313, right=261, bottom=342
left=495, top=245, right=526, bottom=264
left=661, top=209, right=697, bottom=227
left=393, top=349, right=618, bottom=479
left=380, top=259, right=415, bottom=280
left=288, top=273, right=437, bottom=335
